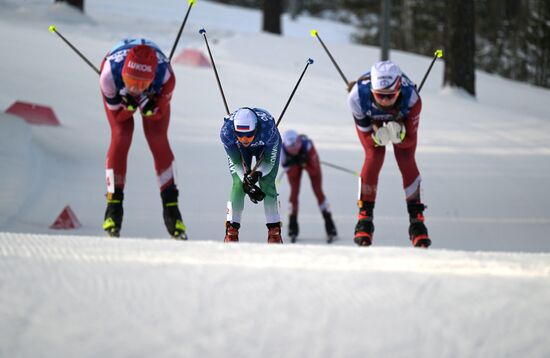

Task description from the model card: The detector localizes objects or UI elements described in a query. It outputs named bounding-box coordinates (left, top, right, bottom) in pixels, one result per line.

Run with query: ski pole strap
left=48, top=25, right=100, bottom=75
left=311, top=30, right=349, bottom=85
left=169, top=0, right=196, bottom=60
left=276, top=58, right=314, bottom=127
left=199, top=28, right=230, bottom=115
left=417, top=49, right=443, bottom=93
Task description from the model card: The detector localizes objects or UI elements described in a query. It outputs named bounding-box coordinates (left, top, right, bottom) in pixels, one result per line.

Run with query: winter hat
left=122, top=45, right=158, bottom=81
left=233, top=108, right=258, bottom=133
left=283, top=129, right=302, bottom=155
left=370, top=60, right=402, bottom=92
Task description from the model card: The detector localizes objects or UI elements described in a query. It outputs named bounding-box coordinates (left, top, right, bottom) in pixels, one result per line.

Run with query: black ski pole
left=49, top=25, right=100, bottom=75
left=199, top=28, right=230, bottom=115
left=320, top=161, right=359, bottom=176
left=417, top=49, right=443, bottom=93
left=276, top=58, right=314, bottom=127
left=311, top=30, right=349, bottom=85
left=169, top=0, right=197, bottom=61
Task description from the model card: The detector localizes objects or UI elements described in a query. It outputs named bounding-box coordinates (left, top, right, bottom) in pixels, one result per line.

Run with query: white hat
left=370, top=60, right=402, bottom=92
left=283, top=129, right=299, bottom=147
left=233, top=108, right=258, bottom=133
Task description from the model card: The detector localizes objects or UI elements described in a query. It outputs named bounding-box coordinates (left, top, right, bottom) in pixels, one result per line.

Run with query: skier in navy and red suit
left=347, top=60, right=430, bottom=248
left=99, top=38, right=186, bottom=239
left=281, top=129, right=337, bottom=242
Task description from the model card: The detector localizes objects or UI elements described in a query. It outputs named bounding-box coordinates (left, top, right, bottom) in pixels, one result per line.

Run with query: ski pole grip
left=49, top=25, right=56, bottom=33
left=199, top=28, right=206, bottom=34
left=310, top=29, right=318, bottom=37
left=307, top=58, right=314, bottom=65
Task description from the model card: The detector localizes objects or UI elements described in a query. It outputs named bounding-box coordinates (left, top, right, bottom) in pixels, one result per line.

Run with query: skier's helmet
left=122, top=45, right=158, bottom=94
left=282, top=129, right=302, bottom=156
left=233, top=108, right=258, bottom=147
left=370, top=60, right=402, bottom=106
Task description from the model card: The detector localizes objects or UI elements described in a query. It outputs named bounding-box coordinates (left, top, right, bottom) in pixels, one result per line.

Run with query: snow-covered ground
left=1, top=1, right=550, bottom=357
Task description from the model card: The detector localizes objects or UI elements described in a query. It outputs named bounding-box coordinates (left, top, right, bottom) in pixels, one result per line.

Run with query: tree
left=262, top=0, right=283, bottom=34
left=55, top=0, right=84, bottom=12
left=443, top=0, right=476, bottom=96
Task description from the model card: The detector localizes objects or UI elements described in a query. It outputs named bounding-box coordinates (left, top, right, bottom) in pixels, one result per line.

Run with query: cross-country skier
left=347, top=60, right=430, bottom=248
left=220, top=107, right=283, bottom=244
left=281, top=129, right=337, bottom=243
left=99, top=38, right=187, bottom=239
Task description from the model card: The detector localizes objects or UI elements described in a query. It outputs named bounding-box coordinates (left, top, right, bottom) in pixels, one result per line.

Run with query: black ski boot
left=322, top=210, right=337, bottom=243
left=354, top=201, right=375, bottom=246
left=288, top=214, right=299, bottom=243
left=161, top=185, right=188, bottom=240
left=103, top=189, right=124, bottom=237
left=407, top=201, right=431, bottom=248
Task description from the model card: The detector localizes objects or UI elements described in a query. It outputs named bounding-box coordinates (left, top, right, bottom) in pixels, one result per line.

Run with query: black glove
left=243, top=171, right=264, bottom=204
left=121, top=95, right=138, bottom=111
left=141, top=97, right=158, bottom=117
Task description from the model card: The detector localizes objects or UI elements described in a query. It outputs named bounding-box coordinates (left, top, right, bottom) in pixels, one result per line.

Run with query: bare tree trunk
left=262, top=0, right=283, bottom=35
left=401, top=0, right=414, bottom=50
left=443, top=0, right=476, bottom=96
left=55, top=0, right=84, bottom=12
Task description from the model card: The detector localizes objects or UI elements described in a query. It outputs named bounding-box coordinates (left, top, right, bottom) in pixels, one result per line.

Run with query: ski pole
left=321, top=161, right=359, bottom=176
left=199, top=28, right=230, bottom=115
left=417, top=49, right=443, bottom=93
left=169, top=0, right=197, bottom=61
left=310, top=30, right=349, bottom=85
left=49, top=25, right=100, bottom=75
left=276, top=58, right=314, bottom=127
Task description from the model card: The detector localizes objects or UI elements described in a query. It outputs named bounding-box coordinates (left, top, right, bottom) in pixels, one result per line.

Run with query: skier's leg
left=354, top=127, right=385, bottom=245
left=103, top=108, right=134, bottom=236
left=286, top=165, right=302, bottom=238
left=260, top=156, right=282, bottom=244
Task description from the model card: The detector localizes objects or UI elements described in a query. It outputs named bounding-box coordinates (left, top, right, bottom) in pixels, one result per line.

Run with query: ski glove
left=372, top=122, right=406, bottom=146
left=141, top=97, right=158, bottom=117
left=121, top=95, right=139, bottom=112
left=243, top=171, right=265, bottom=204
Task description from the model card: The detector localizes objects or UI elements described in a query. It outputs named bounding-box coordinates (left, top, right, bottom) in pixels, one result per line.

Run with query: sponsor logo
left=127, top=61, right=153, bottom=72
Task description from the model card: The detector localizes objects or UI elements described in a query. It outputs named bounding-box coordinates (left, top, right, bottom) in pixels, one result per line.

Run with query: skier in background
left=281, top=129, right=337, bottom=243
left=220, top=107, right=283, bottom=244
left=347, top=60, right=430, bottom=248
left=99, top=38, right=187, bottom=239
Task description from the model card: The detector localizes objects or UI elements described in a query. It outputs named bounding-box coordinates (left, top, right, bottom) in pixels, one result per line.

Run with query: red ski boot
left=407, top=201, right=431, bottom=248
left=267, top=222, right=283, bottom=244
left=224, top=221, right=240, bottom=242
left=354, top=201, right=374, bottom=246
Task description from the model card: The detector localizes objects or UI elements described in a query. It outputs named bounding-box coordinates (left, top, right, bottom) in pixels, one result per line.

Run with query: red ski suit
left=283, top=137, right=328, bottom=215
left=100, top=57, right=176, bottom=193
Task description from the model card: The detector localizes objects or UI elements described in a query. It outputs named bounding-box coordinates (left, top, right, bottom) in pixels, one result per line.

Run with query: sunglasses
left=372, top=90, right=400, bottom=102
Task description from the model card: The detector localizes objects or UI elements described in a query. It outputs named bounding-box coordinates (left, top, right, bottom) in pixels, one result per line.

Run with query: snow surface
left=1, top=1, right=550, bottom=357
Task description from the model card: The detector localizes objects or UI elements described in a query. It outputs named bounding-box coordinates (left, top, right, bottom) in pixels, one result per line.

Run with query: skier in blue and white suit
left=220, top=107, right=283, bottom=244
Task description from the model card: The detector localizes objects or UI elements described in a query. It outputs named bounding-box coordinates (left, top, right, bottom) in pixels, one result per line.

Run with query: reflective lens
left=372, top=90, right=400, bottom=104
left=236, top=131, right=255, bottom=146
left=123, top=75, right=152, bottom=94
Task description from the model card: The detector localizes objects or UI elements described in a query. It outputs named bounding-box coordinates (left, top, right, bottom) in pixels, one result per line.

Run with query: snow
left=1, top=1, right=550, bottom=357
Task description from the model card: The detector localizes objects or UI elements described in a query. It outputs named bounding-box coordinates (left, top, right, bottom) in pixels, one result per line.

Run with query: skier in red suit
left=347, top=60, right=430, bottom=248
left=99, top=38, right=186, bottom=239
left=281, top=130, right=337, bottom=242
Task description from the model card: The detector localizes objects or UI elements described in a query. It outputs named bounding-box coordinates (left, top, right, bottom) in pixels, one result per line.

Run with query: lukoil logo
left=127, top=61, right=153, bottom=72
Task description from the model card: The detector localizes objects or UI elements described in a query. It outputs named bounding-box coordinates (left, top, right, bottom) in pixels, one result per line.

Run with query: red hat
left=122, top=45, right=158, bottom=81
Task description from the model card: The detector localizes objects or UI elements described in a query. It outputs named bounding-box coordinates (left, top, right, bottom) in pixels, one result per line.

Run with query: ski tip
left=48, top=25, right=56, bottom=33
left=310, top=29, right=318, bottom=37
left=199, top=28, right=206, bottom=34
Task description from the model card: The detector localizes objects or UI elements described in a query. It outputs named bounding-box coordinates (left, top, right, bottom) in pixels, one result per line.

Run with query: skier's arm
left=140, top=67, right=175, bottom=120
left=347, top=83, right=373, bottom=132
left=256, top=139, right=280, bottom=177
left=100, top=62, right=135, bottom=121
left=224, top=144, right=246, bottom=181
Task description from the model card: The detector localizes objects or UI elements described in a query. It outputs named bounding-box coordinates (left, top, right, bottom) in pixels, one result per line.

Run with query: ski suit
left=281, top=135, right=328, bottom=215
left=347, top=72, right=422, bottom=203
left=220, top=108, right=282, bottom=224
left=99, top=38, right=177, bottom=193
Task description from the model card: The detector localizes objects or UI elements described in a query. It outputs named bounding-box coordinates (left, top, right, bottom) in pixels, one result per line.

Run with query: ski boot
left=354, top=201, right=375, bottom=246
left=224, top=221, right=240, bottom=242
left=322, top=210, right=337, bottom=243
left=103, top=189, right=124, bottom=238
left=161, top=185, right=188, bottom=240
left=288, top=214, right=299, bottom=243
left=267, top=222, right=283, bottom=244
left=407, top=201, right=431, bottom=248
